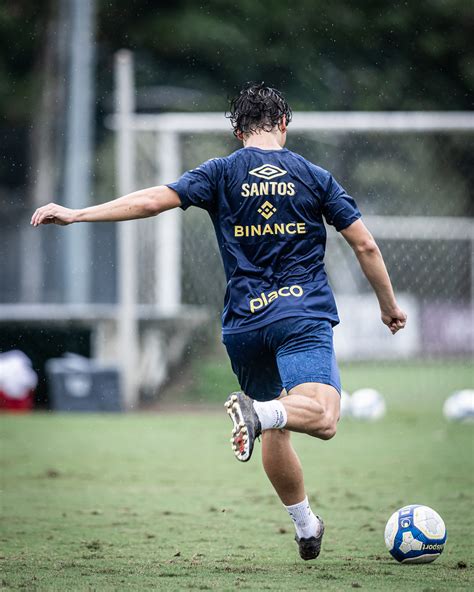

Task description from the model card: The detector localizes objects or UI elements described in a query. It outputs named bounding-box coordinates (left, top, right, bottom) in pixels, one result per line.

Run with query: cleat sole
left=224, top=392, right=261, bottom=463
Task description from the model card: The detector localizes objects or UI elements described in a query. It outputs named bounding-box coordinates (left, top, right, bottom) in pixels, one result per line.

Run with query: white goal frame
left=111, top=51, right=474, bottom=408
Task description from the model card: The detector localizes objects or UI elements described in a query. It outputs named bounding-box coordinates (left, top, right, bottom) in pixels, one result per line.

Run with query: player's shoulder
left=287, top=150, right=330, bottom=177
left=191, top=156, right=229, bottom=181
left=285, top=150, right=332, bottom=189
left=217, top=148, right=257, bottom=174
left=225, top=147, right=250, bottom=164
left=193, top=151, right=248, bottom=180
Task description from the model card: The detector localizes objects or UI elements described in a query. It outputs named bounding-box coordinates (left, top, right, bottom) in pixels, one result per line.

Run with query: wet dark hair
left=227, top=82, right=292, bottom=137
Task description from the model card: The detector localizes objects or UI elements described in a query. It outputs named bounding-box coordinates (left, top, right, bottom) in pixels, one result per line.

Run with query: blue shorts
left=223, top=317, right=341, bottom=402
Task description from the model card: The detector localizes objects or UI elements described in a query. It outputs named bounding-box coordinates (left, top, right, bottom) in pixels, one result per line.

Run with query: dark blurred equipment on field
left=46, top=353, right=121, bottom=412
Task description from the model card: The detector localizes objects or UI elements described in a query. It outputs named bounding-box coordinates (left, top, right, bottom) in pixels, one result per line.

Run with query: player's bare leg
left=262, top=427, right=325, bottom=560
left=262, top=384, right=340, bottom=505
left=261, top=428, right=305, bottom=505
left=260, top=384, right=339, bottom=559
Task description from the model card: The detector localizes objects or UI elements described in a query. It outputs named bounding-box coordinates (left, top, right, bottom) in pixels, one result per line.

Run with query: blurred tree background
left=0, top=0, right=472, bottom=205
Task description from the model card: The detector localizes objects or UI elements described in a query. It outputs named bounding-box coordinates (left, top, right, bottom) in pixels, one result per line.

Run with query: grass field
left=1, top=360, right=473, bottom=591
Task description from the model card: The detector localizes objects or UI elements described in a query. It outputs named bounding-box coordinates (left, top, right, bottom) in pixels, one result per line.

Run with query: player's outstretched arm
left=341, top=219, right=407, bottom=335
left=30, top=186, right=181, bottom=227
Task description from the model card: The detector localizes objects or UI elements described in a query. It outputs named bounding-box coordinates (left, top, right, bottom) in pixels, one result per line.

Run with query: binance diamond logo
left=249, top=164, right=287, bottom=180
left=258, top=201, right=277, bottom=220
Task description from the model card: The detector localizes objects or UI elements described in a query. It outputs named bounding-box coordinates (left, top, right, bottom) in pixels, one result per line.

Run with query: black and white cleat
left=295, top=516, right=325, bottom=561
left=224, top=392, right=261, bottom=462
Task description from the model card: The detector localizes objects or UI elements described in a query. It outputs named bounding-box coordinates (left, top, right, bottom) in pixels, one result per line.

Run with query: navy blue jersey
left=168, top=147, right=361, bottom=334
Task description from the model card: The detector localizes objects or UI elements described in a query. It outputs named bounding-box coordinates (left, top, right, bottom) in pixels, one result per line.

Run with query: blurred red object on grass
left=0, top=388, right=34, bottom=412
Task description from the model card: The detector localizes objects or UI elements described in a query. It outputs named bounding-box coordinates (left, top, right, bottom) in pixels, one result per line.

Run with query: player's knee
left=319, top=420, right=337, bottom=440
left=309, top=412, right=337, bottom=440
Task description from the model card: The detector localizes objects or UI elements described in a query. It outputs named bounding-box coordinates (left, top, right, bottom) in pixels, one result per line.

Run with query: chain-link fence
left=127, top=123, right=473, bottom=361
left=176, top=126, right=474, bottom=307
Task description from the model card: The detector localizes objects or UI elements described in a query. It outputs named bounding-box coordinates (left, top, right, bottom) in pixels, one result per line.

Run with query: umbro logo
left=249, top=164, right=287, bottom=180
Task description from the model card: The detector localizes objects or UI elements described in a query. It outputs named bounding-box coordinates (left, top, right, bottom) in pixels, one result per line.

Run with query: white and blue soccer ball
left=350, top=388, right=386, bottom=421
left=384, top=504, right=447, bottom=563
left=443, top=389, right=474, bottom=422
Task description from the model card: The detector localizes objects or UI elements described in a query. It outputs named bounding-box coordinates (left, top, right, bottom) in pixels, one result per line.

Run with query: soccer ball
left=443, top=389, right=474, bottom=422
left=350, top=388, right=386, bottom=421
left=384, top=504, right=447, bottom=563
left=339, top=389, right=351, bottom=418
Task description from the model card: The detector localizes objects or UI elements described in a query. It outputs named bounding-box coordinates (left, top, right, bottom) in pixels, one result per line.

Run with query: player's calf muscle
left=284, top=403, right=338, bottom=439
left=303, top=409, right=337, bottom=440
left=285, top=384, right=340, bottom=439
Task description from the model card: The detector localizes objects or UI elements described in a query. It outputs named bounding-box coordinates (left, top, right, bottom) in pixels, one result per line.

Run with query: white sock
left=253, top=400, right=287, bottom=430
left=285, top=496, right=320, bottom=539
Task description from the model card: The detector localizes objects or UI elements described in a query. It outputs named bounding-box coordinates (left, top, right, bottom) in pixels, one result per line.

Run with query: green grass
left=1, top=363, right=473, bottom=591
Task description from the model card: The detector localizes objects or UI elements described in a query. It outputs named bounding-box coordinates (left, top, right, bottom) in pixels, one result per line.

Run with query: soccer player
left=31, top=83, right=407, bottom=561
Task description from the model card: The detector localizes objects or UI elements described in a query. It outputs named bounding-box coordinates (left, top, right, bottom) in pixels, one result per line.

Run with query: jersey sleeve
left=166, top=158, right=222, bottom=213
left=321, top=174, right=361, bottom=231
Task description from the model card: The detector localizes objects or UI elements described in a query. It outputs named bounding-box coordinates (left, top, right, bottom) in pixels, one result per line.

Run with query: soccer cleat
left=295, top=516, right=325, bottom=561
left=224, top=392, right=261, bottom=462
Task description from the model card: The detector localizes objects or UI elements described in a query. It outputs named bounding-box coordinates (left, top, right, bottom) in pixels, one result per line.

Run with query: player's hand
left=381, top=306, right=407, bottom=335
left=31, top=203, right=77, bottom=227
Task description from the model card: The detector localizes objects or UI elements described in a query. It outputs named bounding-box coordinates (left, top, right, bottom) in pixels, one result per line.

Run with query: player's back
left=169, top=147, right=360, bottom=334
